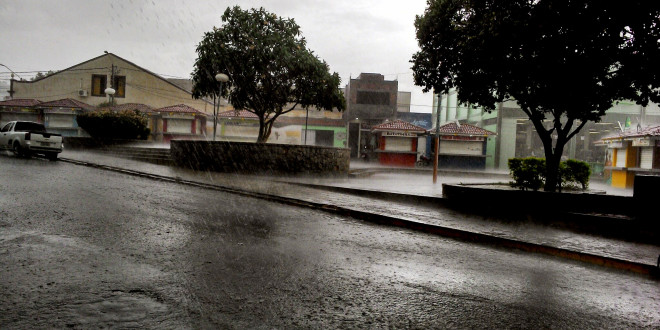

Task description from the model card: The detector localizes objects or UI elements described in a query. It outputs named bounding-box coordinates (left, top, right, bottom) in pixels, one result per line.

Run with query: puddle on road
left=71, top=290, right=169, bottom=326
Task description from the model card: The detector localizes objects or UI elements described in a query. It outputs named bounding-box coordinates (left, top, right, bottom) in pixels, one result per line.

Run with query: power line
left=0, top=67, right=110, bottom=75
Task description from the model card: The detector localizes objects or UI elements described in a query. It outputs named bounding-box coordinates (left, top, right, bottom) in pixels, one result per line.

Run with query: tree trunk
left=543, top=137, right=566, bottom=192
left=256, top=119, right=273, bottom=143
left=544, top=152, right=561, bottom=192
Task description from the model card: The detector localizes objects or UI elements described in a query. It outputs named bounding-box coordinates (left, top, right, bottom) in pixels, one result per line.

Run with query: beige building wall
left=11, top=53, right=212, bottom=114
left=397, top=91, right=411, bottom=113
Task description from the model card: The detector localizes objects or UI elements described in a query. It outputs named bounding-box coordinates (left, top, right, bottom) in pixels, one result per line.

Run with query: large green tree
left=412, top=0, right=660, bottom=191
left=192, top=6, right=345, bottom=143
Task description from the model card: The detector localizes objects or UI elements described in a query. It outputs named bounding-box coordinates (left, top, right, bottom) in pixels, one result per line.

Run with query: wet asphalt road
left=1, top=154, right=659, bottom=329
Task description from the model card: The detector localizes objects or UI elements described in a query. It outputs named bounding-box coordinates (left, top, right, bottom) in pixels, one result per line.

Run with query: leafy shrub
left=509, top=157, right=590, bottom=191
left=508, top=157, right=546, bottom=191
left=77, top=109, right=151, bottom=140
left=561, top=159, right=591, bottom=190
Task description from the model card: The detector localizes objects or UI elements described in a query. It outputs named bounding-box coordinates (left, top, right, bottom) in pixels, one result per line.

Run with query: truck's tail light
left=25, top=132, right=30, bottom=141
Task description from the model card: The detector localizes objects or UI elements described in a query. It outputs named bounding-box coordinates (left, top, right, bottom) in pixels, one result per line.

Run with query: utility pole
left=433, top=93, right=441, bottom=184
left=110, top=64, right=116, bottom=105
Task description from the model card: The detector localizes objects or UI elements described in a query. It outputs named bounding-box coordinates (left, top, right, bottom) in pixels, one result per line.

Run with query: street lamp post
left=433, top=94, right=441, bottom=184
left=104, top=85, right=116, bottom=105
left=214, top=73, right=229, bottom=141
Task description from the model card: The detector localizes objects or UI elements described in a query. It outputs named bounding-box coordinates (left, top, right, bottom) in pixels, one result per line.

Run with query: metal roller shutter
left=640, top=147, right=653, bottom=169
left=47, top=114, right=73, bottom=128
left=1, top=113, right=39, bottom=127
left=615, top=148, right=627, bottom=167
left=440, top=140, right=483, bottom=155
left=384, top=137, right=411, bottom=151
left=167, top=119, right=192, bottom=133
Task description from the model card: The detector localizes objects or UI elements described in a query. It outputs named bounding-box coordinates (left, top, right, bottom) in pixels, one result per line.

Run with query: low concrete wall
left=63, top=137, right=149, bottom=149
left=171, top=140, right=350, bottom=176
left=443, top=183, right=658, bottom=243
left=442, top=183, right=632, bottom=215
left=634, top=175, right=660, bottom=221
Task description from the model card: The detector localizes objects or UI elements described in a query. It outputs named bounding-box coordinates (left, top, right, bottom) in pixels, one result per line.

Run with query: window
left=1, top=123, right=11, bottom=132
left=14, top=122, right=46, bottom=132
left=91, top=75, right=107, bottom=96
left=114, top=76, right=126, bottom=98
left=356, top=91, right=390, bottom=105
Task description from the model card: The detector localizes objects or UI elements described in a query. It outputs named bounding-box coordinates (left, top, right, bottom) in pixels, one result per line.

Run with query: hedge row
left=508, top=157, right=591, bottom=191
left=76, top=109, right=151, bottom=140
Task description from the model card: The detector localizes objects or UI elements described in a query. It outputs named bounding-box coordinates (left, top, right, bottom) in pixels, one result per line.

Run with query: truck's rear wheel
left=12, top=141, right=25, bottom=157
left=46, top=152, right=58, bottom=161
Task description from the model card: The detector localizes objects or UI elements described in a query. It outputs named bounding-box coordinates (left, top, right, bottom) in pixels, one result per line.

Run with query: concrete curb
left=59, top=157, right=659, bottom=278
left=349, top=166, right=512, bottom=179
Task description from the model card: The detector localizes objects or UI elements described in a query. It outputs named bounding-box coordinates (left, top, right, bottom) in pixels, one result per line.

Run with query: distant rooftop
left=157, top=104, right=205, bottom=115
left=601, top=125, right=660, bottom=140
left=218, top=109, right=258, bottom=119
left=100, top=103, right=155, bottom=113
left=0, top=98, right=42, bottom=107
left=371, top=119, right=427, bottom=133
left=38, top=98, right=95, bottom=111
left=434, top=122, right=496, bottom=136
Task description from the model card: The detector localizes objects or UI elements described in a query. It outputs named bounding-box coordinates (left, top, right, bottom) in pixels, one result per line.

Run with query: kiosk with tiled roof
left=371, top=119, right=427, bottom=167
left=598, top=125, right=660, bottom=188
left=154, top=104, right=208, bottom=142
left=431, top=121, right=496, bottom=170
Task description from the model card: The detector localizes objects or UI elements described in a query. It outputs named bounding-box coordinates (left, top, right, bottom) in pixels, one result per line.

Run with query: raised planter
left=171, top=140, right=350, bottom=176
left=442, top=183, right=632, bottom=215
left=442, top=183, right=658, bottom=243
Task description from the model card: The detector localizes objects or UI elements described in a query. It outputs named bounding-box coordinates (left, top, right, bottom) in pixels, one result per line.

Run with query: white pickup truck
left=0, top=121, right=63, bottom=160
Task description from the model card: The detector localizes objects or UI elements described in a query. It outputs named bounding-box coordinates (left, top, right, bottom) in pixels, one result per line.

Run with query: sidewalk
left=59, top=150, right=658, bottom=274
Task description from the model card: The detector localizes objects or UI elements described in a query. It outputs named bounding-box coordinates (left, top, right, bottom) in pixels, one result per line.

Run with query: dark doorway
left=316, top=130, right=334, bottom=147
left=348, top=123, right=360, bottom=157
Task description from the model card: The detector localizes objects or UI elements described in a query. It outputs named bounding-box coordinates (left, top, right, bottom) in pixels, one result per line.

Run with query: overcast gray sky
left=0, top=0, right=433, bottom=112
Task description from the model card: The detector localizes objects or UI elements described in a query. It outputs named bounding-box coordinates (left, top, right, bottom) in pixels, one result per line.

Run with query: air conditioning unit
left=78, top=89, right=88, bottom=97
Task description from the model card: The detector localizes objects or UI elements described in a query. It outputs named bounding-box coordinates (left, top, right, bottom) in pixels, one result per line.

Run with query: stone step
left=93, top=147, right=173, bottom=165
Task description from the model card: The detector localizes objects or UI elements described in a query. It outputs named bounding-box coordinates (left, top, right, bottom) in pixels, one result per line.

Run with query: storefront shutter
left=47, top=114, right=73, bottom=128
left=0, top=113, right=39, bottom=127
left=640, top=147, right=653, bottom=169
left=439, top=140, right=483, bottom=155
left=166, top=119, right=192, bottom=134
left=615, top=148, right=627, bottom=167
left=384, top=137, right=411, bottom=151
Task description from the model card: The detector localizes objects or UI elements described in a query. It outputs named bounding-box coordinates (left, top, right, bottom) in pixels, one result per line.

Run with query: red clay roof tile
left=0, top=99, right=42, bottom=107
left=434, top=122, right=496, bottom=136
left=218, top=109, right=258, bottom=119
left=601, top=125, right=660, bottom=140
left=371, top=119, right=427, bottom=133
left=38, top=98, right=95, bottom=111
left=156, top=104, right=205, bottom=114
left=100, top=103, right=155, bottom=113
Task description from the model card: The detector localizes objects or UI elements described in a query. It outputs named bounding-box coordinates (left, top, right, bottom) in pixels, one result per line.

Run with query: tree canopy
left=412, top=0, right=660, bottom=191
left=31, top=70, right=57, bottom=81
left=191, top=6, right=346, bottom=143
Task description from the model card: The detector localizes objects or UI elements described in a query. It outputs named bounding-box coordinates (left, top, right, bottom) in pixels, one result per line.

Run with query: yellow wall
left=12, top=54, right=212, bottom=113
left=611, top=170, right=635, bottom=188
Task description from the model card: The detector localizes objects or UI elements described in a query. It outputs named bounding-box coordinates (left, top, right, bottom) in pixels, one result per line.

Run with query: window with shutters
left=91, top=75, right=107, bottom=96
left=114, top=76, right=126, bottom=98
